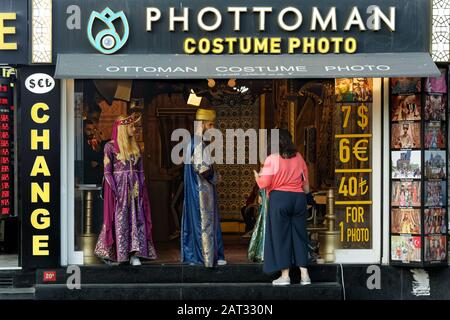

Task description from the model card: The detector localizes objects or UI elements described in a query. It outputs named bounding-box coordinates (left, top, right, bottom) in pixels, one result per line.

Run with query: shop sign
left=20, top=66, right=60, bottom=269
left=54, top=0, right=430, bottom=55
left=335, top=78, right=373, bottom=249
left=25, top=73, right=56, bottom=95
left=0, top=0, right=28, bottom=64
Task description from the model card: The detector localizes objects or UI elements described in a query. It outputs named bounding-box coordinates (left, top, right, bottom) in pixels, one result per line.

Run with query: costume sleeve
left=192, top=142, right=216, bottom=182
left=256, top=156, right=274, bottom=189
left=103, top=143, right=118, bottom=196
left=138, top=155, right=147, bottom=192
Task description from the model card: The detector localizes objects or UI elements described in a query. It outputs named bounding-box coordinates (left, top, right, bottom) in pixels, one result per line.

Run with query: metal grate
left=0, top=276, right=13, bottom=288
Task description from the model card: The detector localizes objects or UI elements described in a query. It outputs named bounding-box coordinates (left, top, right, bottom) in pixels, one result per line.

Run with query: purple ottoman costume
left=95, top=120, right=157, bottom=263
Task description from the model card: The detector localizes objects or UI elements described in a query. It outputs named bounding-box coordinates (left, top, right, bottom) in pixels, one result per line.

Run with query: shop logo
left=87, top=7, right=129, bottom=54
left=25, top=73, right=55, bottom=95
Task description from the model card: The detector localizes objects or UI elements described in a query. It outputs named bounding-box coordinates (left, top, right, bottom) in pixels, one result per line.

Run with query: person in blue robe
left=181, top=108, right=226, bottom=267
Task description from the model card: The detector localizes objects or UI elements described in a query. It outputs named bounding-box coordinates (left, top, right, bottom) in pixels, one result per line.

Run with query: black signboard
left=0, top=0, right=28, bottom=65
left=54, top=0, right=431, bottom=55
left=19, top=66, right=60, bottom=269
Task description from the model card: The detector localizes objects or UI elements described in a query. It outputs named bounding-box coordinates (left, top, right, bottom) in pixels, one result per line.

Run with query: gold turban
left=195, top=108, right=216, bottom=121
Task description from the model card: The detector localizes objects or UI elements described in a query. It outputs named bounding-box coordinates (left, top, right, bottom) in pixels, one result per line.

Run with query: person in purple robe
left=95, top=114, right=157, bottom=265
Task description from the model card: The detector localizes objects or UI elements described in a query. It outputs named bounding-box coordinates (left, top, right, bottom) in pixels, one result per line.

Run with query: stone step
left=0, top=270, right=35, bottom=288
left=35, top=282, right=343, bottom=300
left=36, top=264, right=341, bottom=285
left=0, top=288, right=35, bottom=300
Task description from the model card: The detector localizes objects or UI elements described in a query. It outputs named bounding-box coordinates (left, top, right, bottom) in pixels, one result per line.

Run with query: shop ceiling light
left=207, top=79, right=216, bottom=88
left=31, top=0, right=52, bottom=64
left=228, top=79, right=237, bottom=88
left=187, top=90, right=202, bottom=107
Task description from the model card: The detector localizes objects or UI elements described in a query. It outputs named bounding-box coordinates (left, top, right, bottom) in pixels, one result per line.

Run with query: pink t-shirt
left=256, top=153, right=309, bottom=195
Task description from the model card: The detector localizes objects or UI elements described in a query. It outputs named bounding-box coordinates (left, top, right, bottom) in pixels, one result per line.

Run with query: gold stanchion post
left=318, top=189, right=341, bottom=263
left=79, top=186, right=102, bottom=265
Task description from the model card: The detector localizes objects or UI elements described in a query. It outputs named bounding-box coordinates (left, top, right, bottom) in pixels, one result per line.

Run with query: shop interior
left=73, top=78, right=348, bottom=265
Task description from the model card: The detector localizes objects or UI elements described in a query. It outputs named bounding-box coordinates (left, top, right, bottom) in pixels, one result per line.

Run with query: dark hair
left=278, top=129, right=297, bottom=159
left=267, top=128, right=297, bottom=159
left=84, top=119, right=94, bottom=126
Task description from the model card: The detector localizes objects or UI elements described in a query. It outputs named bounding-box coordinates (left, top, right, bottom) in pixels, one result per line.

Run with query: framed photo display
left=390, top=67, right=449, bottom=266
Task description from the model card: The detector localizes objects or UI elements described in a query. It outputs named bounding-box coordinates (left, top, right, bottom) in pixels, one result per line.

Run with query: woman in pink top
left=254, top=129, right=311, bottom=286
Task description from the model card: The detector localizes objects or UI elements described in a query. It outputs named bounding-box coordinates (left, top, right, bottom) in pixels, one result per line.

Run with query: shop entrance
left=64, top=77, right=381, bottom=266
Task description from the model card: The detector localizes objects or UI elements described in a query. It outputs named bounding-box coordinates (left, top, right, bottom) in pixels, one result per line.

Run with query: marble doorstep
left=0, top=288, right=35, bottom=300
left=35, top=264, right=340, bottom=285
left=35, top=282, right=342, bottom=300
left=0, top=254, right=19, bottom=269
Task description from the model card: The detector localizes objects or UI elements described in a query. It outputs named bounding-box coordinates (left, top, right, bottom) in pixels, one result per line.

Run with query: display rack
left=389, top=68, right=449, bottom=267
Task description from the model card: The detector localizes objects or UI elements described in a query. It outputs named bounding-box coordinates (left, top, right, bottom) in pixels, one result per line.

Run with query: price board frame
left=335, top=78, right=374, bottom=250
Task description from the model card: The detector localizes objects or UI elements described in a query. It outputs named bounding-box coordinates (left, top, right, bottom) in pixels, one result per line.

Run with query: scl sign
left=25, top=73, right=56, bottom=95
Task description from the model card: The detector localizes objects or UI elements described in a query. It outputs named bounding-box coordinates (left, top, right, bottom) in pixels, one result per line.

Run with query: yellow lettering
left=345, top=37, right=357, bottom=53
left=288, top=38, right=301, bottom=53
left=31, top=129, right=50, bottom=150
left=33, top=235, right=49, bottom=256
left=317, top=37, right=330, bottom=54
left=31, top=182, right=50, bottom=203
left=346, top=207, right=365, bottom=223
left=31, top=103, right=50, bottom=124
left=30, top=156, right=51, bottom=176
left=341, top=105, right=351, bottom=128
left=253, top=38, right=269, bottom=53
left=197, top=38, right=210, bottom=54
left=224, top=37, right=237, bottom=54
left=0, top=13, right=17, bottom=50
left=184, top=38, right=196, bottom=54
left=212, top=38, right=224, bottom=54
left=331, top=37, right=344, bottom=53
left=339, top=139, right=351, bottom=163
left=31, top=208, right=50, bottom=229
left=239, top=38, right=252, bottom=54
left=269, top=37, right=281, bottom=54
left=346, top=228, right=370, bottom=242
left=303, top=37, right=316, bottom=53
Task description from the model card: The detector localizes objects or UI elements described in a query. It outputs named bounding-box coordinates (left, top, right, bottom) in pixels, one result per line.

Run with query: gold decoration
left=195, top=108, right=217, bottom=121
left=103, top=154, right=110, bottom=167
left=133, top=182, right=139, bottom=198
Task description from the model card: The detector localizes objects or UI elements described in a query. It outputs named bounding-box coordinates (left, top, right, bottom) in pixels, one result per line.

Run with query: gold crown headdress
left=116, top=113, right=141, bottom=126
left=195, top=108, right=216, bottom=121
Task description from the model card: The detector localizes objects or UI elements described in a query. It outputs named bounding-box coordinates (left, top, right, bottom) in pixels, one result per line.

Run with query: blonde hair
left=115, top=115, right=141, bottom=164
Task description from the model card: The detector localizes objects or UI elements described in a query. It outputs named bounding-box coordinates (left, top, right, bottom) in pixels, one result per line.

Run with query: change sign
left=20, top=66, right=60, bottom=269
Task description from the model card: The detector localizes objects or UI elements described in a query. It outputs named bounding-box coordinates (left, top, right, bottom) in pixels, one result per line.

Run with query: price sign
left=334, top=78, right=373, bottom=249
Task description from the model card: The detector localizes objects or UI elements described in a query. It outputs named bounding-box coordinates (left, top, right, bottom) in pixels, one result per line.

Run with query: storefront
left=4, top=0, right=446, bottom=273
left=14, top=1, right=432, bottom=267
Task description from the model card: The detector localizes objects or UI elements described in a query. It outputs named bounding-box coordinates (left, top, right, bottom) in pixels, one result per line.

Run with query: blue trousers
left=263, top=190, right=309, bottom=273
